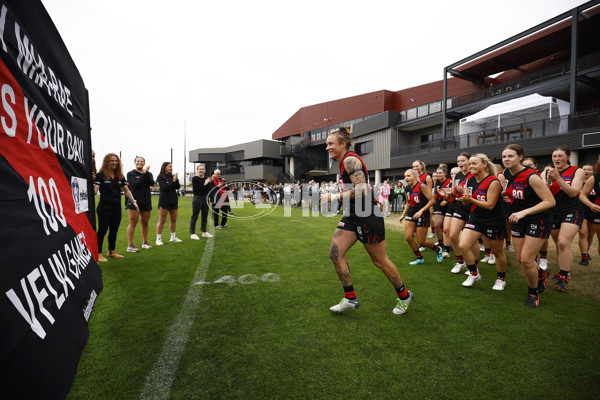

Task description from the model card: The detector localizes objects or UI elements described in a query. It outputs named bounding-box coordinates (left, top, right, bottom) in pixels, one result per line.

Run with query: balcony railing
left=391, top=110, right=600, bottom=157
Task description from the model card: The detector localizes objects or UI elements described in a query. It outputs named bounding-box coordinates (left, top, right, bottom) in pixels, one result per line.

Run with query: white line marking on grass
left=140, top=232, right=214, bottom=400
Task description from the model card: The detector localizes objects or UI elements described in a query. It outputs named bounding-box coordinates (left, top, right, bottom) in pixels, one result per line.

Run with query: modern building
left=275, top=0, right=600, bottom=183
left=188, top=139, right=282, bottom=183
left=191, top=1, right=600, bottom=184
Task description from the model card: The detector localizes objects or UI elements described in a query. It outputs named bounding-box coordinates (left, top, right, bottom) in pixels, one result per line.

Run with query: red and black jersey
left=408, top=181, right=428, bottom=213
left=419, top=173, right=429, bottom=186
left=467, top=174, right=504, bottom=223
left=547, top=166, right=581, bottom=212
left=453, top=171, right=473, bottom=214
left=504, top=166, right=551, bottom=222
left=338, top=151, right=376, bottom=217
left=435, top=178, right=452, bottom=203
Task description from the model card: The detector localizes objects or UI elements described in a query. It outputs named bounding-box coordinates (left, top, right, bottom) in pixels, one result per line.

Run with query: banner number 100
left=27, top=176, right=67, bottom=235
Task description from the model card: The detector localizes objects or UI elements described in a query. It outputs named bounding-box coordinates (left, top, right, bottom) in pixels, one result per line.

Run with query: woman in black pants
left=94, top=153, right=138, bottom=262
left=190, top=164, right=213, bottom=239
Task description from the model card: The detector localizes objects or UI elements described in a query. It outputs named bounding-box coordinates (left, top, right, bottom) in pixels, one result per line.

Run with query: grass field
left=67, top=196, right=600, bottom=400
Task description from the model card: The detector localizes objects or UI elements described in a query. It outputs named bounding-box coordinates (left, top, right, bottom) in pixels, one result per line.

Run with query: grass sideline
left=67, top=197, right=600, bottom=399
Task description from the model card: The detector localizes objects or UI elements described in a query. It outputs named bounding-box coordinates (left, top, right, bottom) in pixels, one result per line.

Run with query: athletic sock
left=467, top=263, right=478, bottom=275
left=540, top=251, right=547, bottom=259
left=343, top=285, right=357, bottom=300
left=456, top=255, right=464, bottom=264
left=485, top=248, right=492, bottom=256
left=156, top=234, right=162, bottom=240
left=506, top=240, right=511, bottom=247
left=171, top=232, right=176, bottom=239
left=413, top=250, right=423, bottom=259
left=497, top=271, right=506, bottom=280
left=528, top=286, right=538, bottom=296
left=396, top=285, right=409, bottom=299
left=581, top=253, right=590, bottom=261
left=558, top=269, right=570, bottom=280
left=438, top=239, right=445, bottom=248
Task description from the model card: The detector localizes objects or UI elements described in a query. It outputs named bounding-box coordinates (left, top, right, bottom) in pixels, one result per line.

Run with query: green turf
left=67, top=197, right=600, bottom=399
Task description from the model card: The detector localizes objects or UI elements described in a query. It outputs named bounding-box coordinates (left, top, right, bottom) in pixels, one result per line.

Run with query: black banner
left=0, top=1, right=102, bottom=398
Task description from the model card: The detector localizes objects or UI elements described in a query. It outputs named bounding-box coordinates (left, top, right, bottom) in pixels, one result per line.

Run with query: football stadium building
left=190, top=0, right=600, bottom=183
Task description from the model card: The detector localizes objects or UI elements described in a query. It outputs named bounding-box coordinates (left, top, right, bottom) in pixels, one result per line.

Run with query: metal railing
left=391, top=110, right=600, bottom=157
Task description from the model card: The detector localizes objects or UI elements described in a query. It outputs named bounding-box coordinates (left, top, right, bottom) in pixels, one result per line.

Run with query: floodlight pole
left=184, top=121, right=187, bottom=194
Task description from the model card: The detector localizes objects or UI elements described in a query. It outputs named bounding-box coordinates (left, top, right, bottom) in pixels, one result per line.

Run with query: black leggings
left=96, top=200, right=122, bottom=252
left=190, top=195, right=209, bottom=233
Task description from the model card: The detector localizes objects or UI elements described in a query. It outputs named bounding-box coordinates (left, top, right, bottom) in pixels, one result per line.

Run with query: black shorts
left=126, top=201, right=152, bottom=212
left=465, top=217, right=507, bottom=240
left=433, top=202, right=448, bottom=216
left=337, top=215, right=385, bottom=244
left=585, top=208, right=600, bottom=224
left=406, top=209, right=431, bottom=228
left=452, top=203, right=471, bottom=222
left=511, top=217, right=552, bottom=239
left=445, top=202, right=456, bottom=218
left=551, top=208, right=583, bottom=230
left=158, top=201, right=178, bottom=210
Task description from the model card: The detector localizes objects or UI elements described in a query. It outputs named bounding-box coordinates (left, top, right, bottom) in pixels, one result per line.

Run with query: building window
left=356, top=141, right=374, bottom=155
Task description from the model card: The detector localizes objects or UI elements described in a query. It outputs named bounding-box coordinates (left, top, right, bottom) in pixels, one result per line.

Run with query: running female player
left=502, top=144, right=555, bottom=307
left=447, top=152, right=475, bottom=274
left=433, top=165, right=451, bottom=257
left=579, top=156, right=600, bottom=259
left=543, top=147, right=586, bottom=292
left=321, top=127, right=413, bottom=315
left=399, top=169, right=444, bottom=265
left=457, top=154, right=507, bottom=289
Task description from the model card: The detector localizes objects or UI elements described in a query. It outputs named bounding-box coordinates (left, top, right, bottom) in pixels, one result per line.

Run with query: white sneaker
left=190, top=234, right=200, bottom=240
left=419, top=246, right=426, bottom=252
left=481, top=255, right=490, bottom=263
left=479, top=243, right=485, bottom=251
left=506, top=245, right=515, bottom=253
left=329, top=297, right=360, bottom=313
left=492, top=278, right=506, bottom=291
left=465, top=269, right=471, bottom=275
left=142, top=242, right=152, bottom=249
left=462, top=273, right=482, bottom=287
left=170, top=236, right=182, bottom=243
left=451, top=262, right=466, bottom=274
left=427, top=232, right=436, bottom=238
left=488, top=254, right=496, bottom=265
left=539, top=258, right=548, bottom=270
left=393, top=291, right=414, bottom=315
left=202, top=232, right=214, bottom=238
left=442, top=251, right=450, bottom=258
left=156, top=238, right=163, bottom=246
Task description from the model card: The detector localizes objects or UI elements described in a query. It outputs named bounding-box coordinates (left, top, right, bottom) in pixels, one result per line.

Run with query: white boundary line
left=140, top=230, right=214, bottom=399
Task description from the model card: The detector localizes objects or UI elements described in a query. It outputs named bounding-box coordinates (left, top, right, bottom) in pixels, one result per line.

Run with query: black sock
left=343, top=285, right=357, bottom=300
left=497, top=272, right=506, bottom=280
left=528, top=286, right=538, bottom=296
left=467, top=263, right=478, bottom=274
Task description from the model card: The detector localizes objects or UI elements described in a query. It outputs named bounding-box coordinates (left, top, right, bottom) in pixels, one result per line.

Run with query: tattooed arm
left=343, top=156, right=368, bottom=200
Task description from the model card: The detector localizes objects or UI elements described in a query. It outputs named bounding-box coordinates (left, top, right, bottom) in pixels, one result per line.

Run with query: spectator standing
left=94, top=153, right=138, bottom=261
left=156, top=162, right=182, bottom=245
left=126, top=156, right=154, bottom=252
left=190, top=164, right=213, bottom=239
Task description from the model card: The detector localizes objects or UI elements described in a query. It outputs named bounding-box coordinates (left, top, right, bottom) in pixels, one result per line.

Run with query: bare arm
left=461, top=180, right=501, bottom=210
left=580, top=175, right=600, bottom=213
left=509, top=174, right=556, bottom=223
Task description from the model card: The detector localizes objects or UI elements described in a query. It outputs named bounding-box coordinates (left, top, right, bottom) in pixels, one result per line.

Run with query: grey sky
left=41, top=0, right=586, bottom=181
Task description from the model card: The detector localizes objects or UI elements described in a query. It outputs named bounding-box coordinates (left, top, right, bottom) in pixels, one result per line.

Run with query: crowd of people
left=93, top=155, right=232, bottom=262
left=92, top=135, right=598, bottom=311
left=398, top=147, right=599, bottom=308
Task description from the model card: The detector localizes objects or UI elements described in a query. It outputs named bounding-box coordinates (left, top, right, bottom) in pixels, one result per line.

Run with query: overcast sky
left=41, top=0, right=586, bottom=182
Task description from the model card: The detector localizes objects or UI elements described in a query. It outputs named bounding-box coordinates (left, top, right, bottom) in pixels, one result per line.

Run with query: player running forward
left=321, top=127, right=413, bottom=315
left=502, top=144, right=555, bottom=308
left=457, top=154, right=508, bottom=289
left=447, top=152, right=474, bottom=274
left=543, top=147, right=586, bottom=292
left=399, top=169, right=444, bottom=264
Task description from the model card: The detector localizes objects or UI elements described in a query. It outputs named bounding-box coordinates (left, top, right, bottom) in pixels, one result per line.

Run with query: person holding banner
left=156, top=162, right=182, bottom=245
left=95, top=153, right=138, bottom=261
left=126, top=156, right=155, bottom=251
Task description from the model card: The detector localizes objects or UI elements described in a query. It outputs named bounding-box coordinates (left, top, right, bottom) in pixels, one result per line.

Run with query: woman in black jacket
left=190, top=164, right=213, bottom=239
